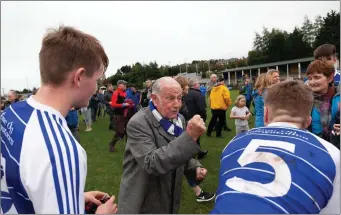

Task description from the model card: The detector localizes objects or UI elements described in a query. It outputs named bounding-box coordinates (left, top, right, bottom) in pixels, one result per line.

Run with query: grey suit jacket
left=117, top=107, right=202, bottom=214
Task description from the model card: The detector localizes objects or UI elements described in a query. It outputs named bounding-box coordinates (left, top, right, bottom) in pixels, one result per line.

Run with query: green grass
left=79, top=90, right=254, bottom=214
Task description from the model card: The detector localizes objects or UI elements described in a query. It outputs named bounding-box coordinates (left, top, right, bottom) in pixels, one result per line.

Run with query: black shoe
left=198, top=150, right=208, bottom=159
left=196, top=190, right=216, bottom=202
left=216, top=135, right=224, bottom=138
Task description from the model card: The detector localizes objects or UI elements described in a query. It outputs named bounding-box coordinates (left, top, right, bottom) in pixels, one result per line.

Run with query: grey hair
left=152, top=77, right=180, bottom=95
left=210, top=73, right=217, bottom=79
left=188, top=77, right=199, bottom=88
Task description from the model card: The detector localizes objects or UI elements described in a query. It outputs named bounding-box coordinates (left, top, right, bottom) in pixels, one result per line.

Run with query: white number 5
left=226, top=139, right=295, bottom=197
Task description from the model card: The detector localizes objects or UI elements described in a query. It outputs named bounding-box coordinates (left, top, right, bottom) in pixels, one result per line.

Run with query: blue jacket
left=200, top=85, right=207, bottom=97
left=126, top=88, right=140, bottom=112
left=65, top=109, right=79, bottom=129
left=310, top=90, right=340, bottom=137
left=240, top=83, right=253, bottom=101
left=252, top=89, right=265, bottom=128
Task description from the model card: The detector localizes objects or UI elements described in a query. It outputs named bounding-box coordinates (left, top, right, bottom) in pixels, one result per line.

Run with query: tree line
left=103, top=10, right=340, bottom=88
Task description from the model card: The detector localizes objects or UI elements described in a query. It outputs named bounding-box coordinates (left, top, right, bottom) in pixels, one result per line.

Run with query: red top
left=111, top=88, right=127, bottom=108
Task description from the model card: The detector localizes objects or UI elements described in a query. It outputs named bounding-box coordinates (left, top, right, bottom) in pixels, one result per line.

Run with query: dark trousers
left=207, top=109, right=226, bottom=137
left=246, top=99, right=251, bottom=109
left=91, top=107, right=98, bottom=122
left=70, top=128, right=80, bottom=143
left=110, top=114, right=127, bottom=147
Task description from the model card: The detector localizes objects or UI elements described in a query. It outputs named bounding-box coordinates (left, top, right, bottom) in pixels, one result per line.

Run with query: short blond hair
left=235, top=95, right=246, bottom=107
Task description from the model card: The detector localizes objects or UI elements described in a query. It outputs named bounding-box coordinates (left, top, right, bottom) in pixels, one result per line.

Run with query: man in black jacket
left=185, top=78, right=208, bottom=159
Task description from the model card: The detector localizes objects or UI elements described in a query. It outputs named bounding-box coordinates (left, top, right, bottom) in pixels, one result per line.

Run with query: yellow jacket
left=209, top=84, right=232, bottom=110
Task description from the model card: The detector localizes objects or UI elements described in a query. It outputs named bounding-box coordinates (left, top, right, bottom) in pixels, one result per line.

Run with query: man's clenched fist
left=186, top=115, right=206, bottom=141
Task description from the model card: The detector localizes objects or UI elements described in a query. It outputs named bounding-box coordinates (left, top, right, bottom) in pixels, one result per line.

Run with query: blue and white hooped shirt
left=211, top=122, right=340, bottom=214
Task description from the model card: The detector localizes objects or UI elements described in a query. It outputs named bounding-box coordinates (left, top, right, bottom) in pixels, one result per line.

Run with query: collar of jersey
left=26, top=96, right=66, bottom=122
left=267, top=122, right=299, bottom=129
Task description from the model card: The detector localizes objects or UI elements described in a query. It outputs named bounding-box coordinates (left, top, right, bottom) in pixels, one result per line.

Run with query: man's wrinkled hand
left=186, top=115, right=206, bottom=141
left=196, top=167, right=207, bottom=181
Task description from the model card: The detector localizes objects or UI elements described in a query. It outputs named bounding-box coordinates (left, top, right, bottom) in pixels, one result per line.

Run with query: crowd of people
left=1, top=26, right=340, bottom=214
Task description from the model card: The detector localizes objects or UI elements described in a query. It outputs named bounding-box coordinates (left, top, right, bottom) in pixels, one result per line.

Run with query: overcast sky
left=1, top=1, right=340, bottom=92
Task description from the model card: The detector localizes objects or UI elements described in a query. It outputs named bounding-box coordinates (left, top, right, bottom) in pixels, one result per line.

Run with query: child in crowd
left=230, top=95, right=251, bottom=135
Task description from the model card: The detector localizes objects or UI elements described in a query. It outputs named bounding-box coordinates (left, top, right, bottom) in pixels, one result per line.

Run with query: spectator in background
left=109, top=80, right=128, bottom=152
left=1, top=100, right=5, bottom=112
left=186, top=77, right=209, bottom=159
left=252, top=73, right=273, bottom=128
left=313, top=44, right=340, bottom=86
left=135, top=88, right=142, bottom=111
left=207, top=77, right=232, bottom=138
left=81, top=102, right=93, bottom=132
left=89, top=91, right=100, bottom=122
left=141, top=79, right=153, bottom=107
left=306, top=60, right=340, bottom=144
left=126, top=84, right=141, bottom=113
left=104, top=84, right=115, bottom=130
left=207, top=74, right=218, bottom=99
left=230, top=95, right=251, bottom=135
left=65, top=107, right=80, bottom=142
left=5, top=90, right=19, bottom=108
left=32, top=88, right=39, bottom=95
left=18, top=94, right=24, bottom=101
left=267, top=69, right=280, bottom=84
left=199, top=84, right=207, bottom=97
left=174, top=76, right=190, bottom=120
left=97, top=89, right=105, bottom=119
left=174, top=76, right=215, bottom=202
left=239, top=77, right=253, bottom=109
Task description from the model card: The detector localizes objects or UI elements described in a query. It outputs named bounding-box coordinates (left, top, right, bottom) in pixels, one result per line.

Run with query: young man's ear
left=73, top=68, right=86, bottom=88
left=264, top=106, right=269, bottom=126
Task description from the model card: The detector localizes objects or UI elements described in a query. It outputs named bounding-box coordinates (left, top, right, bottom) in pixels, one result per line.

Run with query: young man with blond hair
left=212, top=80, right=340, bottom=214
left=1, top=26, right=117, bottom=214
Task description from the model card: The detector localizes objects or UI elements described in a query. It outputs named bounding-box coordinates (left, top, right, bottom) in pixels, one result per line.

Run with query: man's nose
left=174, top=100, right=181, bottom=108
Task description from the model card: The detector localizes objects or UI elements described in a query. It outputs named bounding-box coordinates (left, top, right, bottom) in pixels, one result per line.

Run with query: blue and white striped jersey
left=211, top=122, right=340, bottom=214
left=1, top=97, right=87, bottom=214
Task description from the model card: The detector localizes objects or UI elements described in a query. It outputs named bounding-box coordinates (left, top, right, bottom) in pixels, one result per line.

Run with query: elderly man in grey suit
left=118, top=77, right=209, bottom=214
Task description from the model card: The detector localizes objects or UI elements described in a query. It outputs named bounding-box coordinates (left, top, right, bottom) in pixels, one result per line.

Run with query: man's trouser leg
left=109, top=115, right=125, bottom=151
left=207, top=110, right=218, bottom=135
left=70, top=128, right=81, bottom=143
left=216, top=110, right=225, bottom=137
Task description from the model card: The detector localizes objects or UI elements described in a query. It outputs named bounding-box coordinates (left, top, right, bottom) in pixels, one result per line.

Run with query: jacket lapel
left=145, top=108, right=176, bottom=142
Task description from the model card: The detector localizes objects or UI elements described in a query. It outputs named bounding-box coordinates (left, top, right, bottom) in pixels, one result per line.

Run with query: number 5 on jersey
left=226, top=139, right=295, bottom=197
